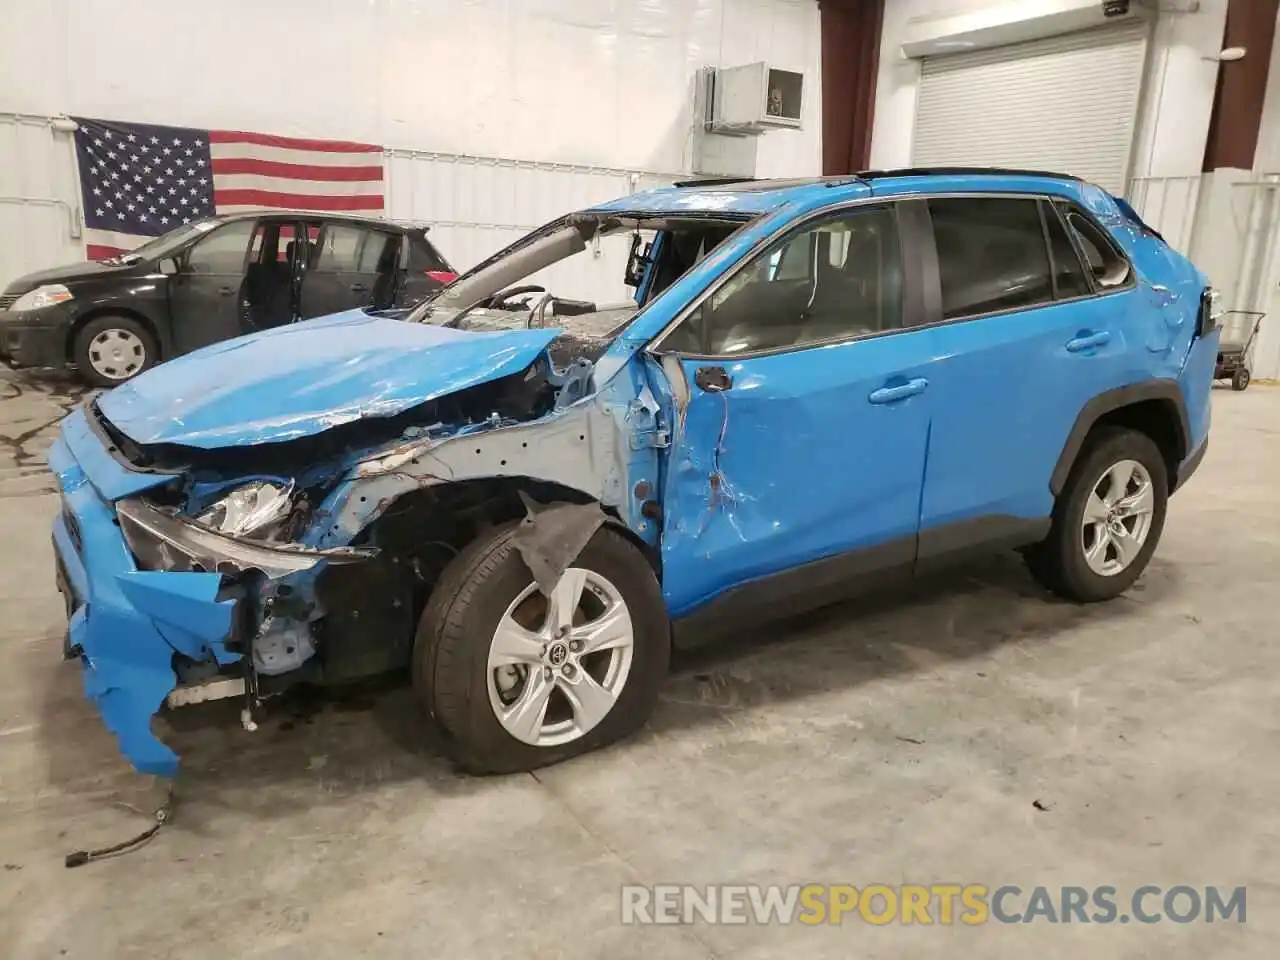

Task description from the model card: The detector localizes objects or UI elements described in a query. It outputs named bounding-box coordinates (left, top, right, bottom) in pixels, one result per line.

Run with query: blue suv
left=48, top=169, right=1217, bottom=777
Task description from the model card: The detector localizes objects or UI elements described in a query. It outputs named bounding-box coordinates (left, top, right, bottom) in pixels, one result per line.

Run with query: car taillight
left=1196, top=287, right=1221, bottom=339
left=425, top=270, right=457, bottom=285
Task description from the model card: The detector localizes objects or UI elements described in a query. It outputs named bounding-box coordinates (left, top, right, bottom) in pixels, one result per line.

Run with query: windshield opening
left=406, top=212, right=751, bottom=333
left=109, top=218, right=221, bottom=263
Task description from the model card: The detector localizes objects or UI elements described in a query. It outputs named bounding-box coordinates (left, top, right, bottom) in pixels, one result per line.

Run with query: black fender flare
left=1049, top=379, right=1190, bottom=496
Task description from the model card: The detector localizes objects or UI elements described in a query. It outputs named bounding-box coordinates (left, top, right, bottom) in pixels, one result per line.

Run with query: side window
left=1059, top=204, right=1132, bottom=289
left=928, top=197, right=1053, bottom=319
left=313, top=225, right=384, bottom=273
left=1042, top=203, right=1091, bottom=299
left=185, top=220, right=256, bottom=275
left=360, top=233, right=399, bottom=274
left=664, top=205, right=904, bottom=356
left=770, top=232, right=813, bottom=281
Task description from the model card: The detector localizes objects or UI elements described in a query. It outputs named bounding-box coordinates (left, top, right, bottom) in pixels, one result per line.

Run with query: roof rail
left=857, top=166, right=1081, bottom=181
left=671, top=176, right=757, bottom=188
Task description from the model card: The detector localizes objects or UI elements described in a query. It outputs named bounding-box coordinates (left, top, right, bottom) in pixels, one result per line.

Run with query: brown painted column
left=819, top=0, right=886, bottom=174
left=1203, top=0, right=1279, bottom=170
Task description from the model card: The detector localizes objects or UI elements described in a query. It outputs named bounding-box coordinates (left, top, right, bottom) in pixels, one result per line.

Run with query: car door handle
left=1066, top=331, right=1111, bottom=352
left=217, top=286, right=235, bottom=296
left=868, top=378, right=928, bottom=405
left=350, top=282, right=370, bottom=293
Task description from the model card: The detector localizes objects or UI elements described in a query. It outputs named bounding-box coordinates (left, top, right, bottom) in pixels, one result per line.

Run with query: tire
left=412, top=520, right=669, bottom=774
left=1232, top=367, right=1251, bottom=391
left=72, top=314, right=157, bottom=387
left=1025, top=426, right=1169, bottom=602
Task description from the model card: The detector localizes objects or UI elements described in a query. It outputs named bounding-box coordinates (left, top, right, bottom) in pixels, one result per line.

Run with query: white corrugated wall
left=0, top=115, right=86, bottom=288
left=0, top=0, right=821, bottom=292
left=385, top=150, right=677, bottom=305
left=0, top=121, right=680, bottom=300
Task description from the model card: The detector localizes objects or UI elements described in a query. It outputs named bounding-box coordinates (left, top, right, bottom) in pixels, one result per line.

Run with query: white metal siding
left=912, top=21, right=1150, bottom=194
left=0, top=115, right=85, bottom=290
left=0, top=119, right=678, bottom=298
left=385, top=151, right=677, bottom=306
left=1127, top=175, right=1202, bottom=256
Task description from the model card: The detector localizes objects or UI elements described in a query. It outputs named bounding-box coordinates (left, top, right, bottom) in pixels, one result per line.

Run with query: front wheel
left=1232, top=367, right=1251, bottom=391
left=1025, top=427, right=1168, bottom=602
left=413, top=520, right=669, bottom=774
left=72, top=314, right=157, bottom=386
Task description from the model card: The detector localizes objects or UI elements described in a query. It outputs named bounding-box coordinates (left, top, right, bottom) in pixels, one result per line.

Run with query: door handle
left=350, top=282, right=370, bottom=293
left=1066, top=331, right=1111, bottom=352
left=868, top=377, right=928, bottom=405
left=217, top=286, right=235, bottom=296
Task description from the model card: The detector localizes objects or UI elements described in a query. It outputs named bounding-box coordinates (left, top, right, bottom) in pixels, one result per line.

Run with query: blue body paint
left=50, top=172, right=1217, bottom=774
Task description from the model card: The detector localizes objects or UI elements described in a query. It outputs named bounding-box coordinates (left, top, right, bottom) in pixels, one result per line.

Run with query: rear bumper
left=49, top=432, right=241, bottom=778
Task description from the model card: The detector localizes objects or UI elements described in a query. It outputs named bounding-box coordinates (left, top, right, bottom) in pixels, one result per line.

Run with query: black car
left=0, top=212, right=456, bottom=385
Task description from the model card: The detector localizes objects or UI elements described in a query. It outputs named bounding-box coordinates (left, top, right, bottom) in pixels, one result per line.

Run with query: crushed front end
left=45, top=207, right=737, bottom=776
left=49, top=402, right=372, bottom=776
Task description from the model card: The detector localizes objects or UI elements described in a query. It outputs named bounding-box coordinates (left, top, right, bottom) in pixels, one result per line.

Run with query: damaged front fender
left=303, top=366, right=666, bottom=553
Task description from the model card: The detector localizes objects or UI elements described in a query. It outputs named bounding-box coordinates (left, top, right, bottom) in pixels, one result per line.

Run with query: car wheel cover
left=88, top=328, right=146, bottom=380
left=1080, top=458, right=1155, bottom=577
left=486, top=566, right=635, bottom=747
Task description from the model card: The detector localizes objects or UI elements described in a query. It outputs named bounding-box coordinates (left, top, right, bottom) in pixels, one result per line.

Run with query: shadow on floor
left=35, top=545, right=1184, bottom=829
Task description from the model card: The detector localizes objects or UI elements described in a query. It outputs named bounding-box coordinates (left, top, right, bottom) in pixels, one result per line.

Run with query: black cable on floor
left=64, top=785, right=174, bottom=869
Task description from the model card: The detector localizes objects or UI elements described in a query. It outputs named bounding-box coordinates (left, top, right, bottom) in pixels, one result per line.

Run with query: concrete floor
left=1, top=369, right=1277, bottom=959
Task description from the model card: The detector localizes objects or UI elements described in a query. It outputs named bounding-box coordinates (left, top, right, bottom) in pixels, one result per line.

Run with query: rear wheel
left=72, top=314, right=157, bottom=386
left=1232, top=367, right=1251, bottom=391
left=1026, top=427, right=1168, bottom=602
left=413, top=520, right=669, bottom=774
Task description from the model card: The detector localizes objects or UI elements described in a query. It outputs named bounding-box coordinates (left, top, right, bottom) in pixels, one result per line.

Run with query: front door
left=167, top=218, right=257, bottom=355
left=654, top=202, right=936, bottom=619
left=298, top=221, right=400, bottom=319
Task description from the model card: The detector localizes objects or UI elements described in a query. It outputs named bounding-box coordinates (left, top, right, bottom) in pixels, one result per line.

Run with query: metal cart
left=1213, top=310, right=1265, bottom=391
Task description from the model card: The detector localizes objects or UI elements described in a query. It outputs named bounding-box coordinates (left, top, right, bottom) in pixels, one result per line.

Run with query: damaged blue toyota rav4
left=50, top=169, right=1218, bottom=777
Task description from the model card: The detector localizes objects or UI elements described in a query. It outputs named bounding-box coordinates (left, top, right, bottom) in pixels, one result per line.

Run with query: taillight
left=425, top=270, right=457, bottom=285
left=1196, top=287, right=1221, bottom=339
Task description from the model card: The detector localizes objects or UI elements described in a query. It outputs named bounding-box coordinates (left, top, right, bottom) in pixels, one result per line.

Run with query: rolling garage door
left=912, top=21, right=1150, bottom=195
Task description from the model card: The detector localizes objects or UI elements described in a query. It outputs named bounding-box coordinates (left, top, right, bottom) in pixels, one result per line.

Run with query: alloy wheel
left=1080, top=458, right=1155, bottom=577
left=486, top=567, right=634, bottom=747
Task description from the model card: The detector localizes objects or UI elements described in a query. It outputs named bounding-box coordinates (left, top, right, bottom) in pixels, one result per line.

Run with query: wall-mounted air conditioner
left=705, top=62, right=804, bottom=134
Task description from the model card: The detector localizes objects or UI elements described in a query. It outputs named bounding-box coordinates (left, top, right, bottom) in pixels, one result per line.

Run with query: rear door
left=298, top=221, right=400, bottom=319
left=915, top=194, right=1145, bottom=561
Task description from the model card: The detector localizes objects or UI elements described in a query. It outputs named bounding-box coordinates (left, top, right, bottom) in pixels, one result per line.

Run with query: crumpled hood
left=96, top=309, right=560, bottom=448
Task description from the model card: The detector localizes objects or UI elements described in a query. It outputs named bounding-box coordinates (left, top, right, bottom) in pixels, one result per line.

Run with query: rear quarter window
left=1056, top=203, right=1132, bottom=290
left=408, top=232, right=451, bottom=273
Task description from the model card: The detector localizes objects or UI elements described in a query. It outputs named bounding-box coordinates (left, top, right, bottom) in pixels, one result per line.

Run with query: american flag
left=72, top=116, right=385, bottom=259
